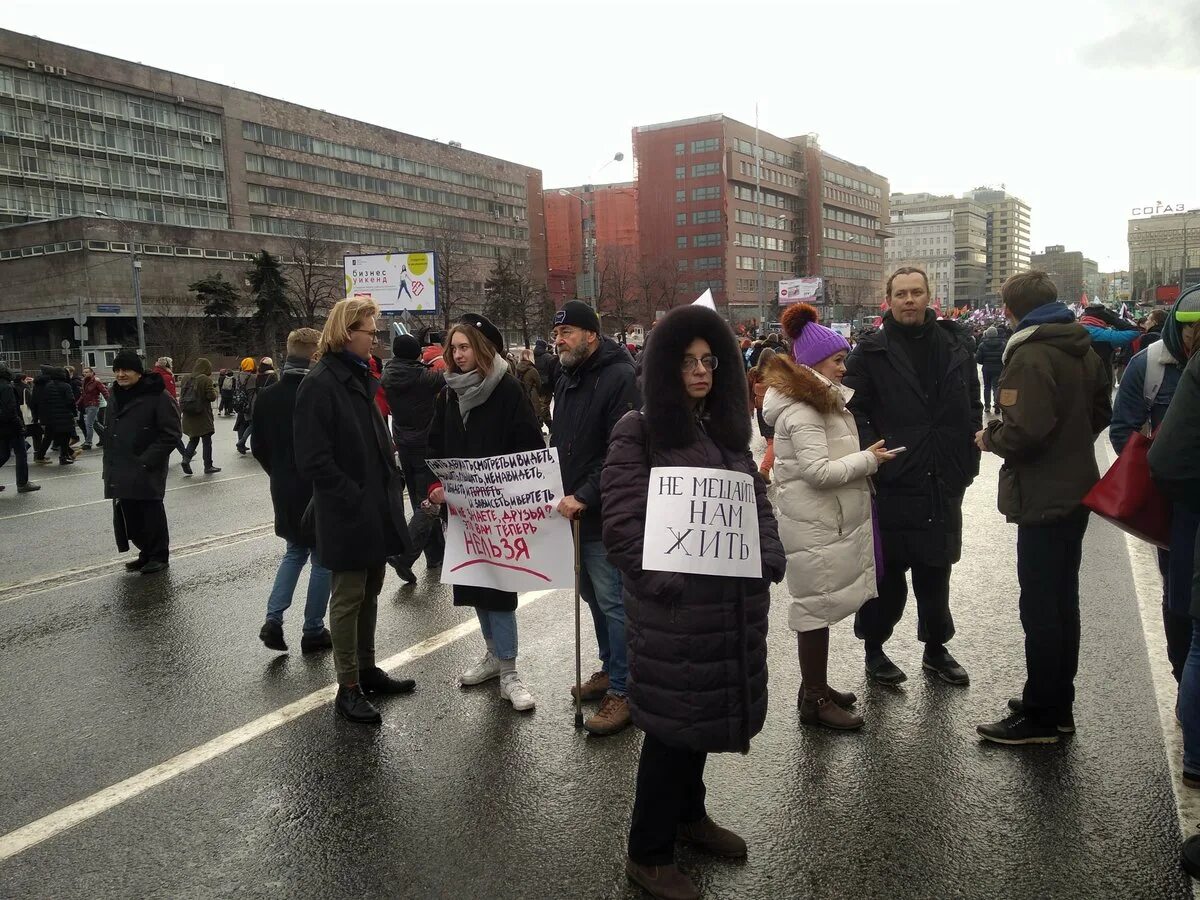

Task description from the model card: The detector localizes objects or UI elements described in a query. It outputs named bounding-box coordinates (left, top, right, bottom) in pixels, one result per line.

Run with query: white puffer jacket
left=761, top=356, right=878, bottom=632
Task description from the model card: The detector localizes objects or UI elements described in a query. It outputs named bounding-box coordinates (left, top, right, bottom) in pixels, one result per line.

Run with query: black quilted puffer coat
left=600, top=305, right=786, bottom=754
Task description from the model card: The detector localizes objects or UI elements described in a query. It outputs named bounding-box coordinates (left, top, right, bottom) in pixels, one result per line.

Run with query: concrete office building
left=632, top=114, right=888, bottom=328
left=0, top=28, right=546, bottom=365
left=884, top=211, right=956, bottom=308
left=963, top=187, right=1031, bottom=296
left=890, top=192, right=988, bottom=305
left=1128, top=208, right=1200, bottom=302
left=1030, top=245, right=1099, bottom=306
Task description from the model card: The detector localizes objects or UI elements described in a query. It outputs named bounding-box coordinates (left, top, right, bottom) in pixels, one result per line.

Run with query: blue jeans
left=265, top=541, right=332, bottom=635
left=82, top=406, right=100, bottom=444
left=580, top=539, right=627, bottom=695
left=477, top=609, right=518, bottom=660
left=1183, top=623, right=1200, bottom=773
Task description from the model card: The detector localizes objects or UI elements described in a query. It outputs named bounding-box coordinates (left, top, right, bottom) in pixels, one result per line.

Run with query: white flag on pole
left=692, top=289, right=716, bottom=310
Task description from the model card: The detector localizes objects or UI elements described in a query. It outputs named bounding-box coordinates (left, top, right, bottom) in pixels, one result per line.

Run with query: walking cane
left=573, top=517, right=584, bottom=729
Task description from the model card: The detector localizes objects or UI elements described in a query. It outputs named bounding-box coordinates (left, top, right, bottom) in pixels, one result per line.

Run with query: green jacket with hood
left=984, top=302, right=1112, bottom=525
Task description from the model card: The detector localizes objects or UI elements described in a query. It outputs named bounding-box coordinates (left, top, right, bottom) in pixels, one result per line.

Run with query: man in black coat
left=550, top=299, right=641, bottom=735
left=252, top=328, right=333, bottom=655
left=31, top=365, right=79, bottom=465
left=0, top=362, right=39, bottom=493
left=533, top=338, right=559, bottom=427
left=381, top=333, right=445, bottom=569
left=294, top=298, right=416, bottom=725
left=975, top=326, right=1007, bottom=414
left=845, top=267, right=981, bottom=686
left=103, top=350, right=180, bottom=574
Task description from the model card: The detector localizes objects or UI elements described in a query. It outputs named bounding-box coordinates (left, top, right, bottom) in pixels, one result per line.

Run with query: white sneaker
left=500, top=673, right=536, bottom=711
left=458, top=652, right=502, bottom=686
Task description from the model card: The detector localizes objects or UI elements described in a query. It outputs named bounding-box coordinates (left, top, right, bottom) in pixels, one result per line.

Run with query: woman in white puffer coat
left=762, top=304, right=897, bottom=731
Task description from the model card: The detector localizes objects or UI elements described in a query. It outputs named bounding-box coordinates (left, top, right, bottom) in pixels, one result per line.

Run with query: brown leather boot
left=625, top=859, right=700, bottom=900
left=799, top=688, right=864, bottom=730
left=800, top=684, right=857, bottom=709
left=570, top=670, right=609, bottom=702
left=583, top=694, right=632, bottom=736
left=678, top=815, right=747, bottom=858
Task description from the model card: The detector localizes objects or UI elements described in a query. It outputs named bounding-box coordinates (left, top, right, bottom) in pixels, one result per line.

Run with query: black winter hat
left=392, top=334, right=422, bottom=360
left=553, top=299, right=601, bottom=334
left=111, top=349, right=144, bottom=374
left=457, top=313, right=505, bottom=355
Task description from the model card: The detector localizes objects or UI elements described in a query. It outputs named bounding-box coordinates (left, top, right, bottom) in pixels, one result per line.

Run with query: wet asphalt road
left=0, top=419, right=1192, bottom=899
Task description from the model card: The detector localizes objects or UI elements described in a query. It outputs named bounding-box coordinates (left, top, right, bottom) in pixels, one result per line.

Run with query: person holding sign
left=762, top=304, right=897, bottom=731
left=427, top=314, right=546, bottom=713
left=602, top=304, right=786, bottom=900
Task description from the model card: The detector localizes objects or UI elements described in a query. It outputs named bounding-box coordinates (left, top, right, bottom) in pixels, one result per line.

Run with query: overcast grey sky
left=5, top=0, right=1197, bottom=271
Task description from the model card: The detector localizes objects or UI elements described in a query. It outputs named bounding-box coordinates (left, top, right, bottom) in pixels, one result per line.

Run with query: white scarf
left=444, top=354, right=509, bottom=424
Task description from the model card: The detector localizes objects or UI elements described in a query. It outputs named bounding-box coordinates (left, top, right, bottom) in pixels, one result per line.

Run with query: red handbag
left=1083, top=430, right=1171, bottom=549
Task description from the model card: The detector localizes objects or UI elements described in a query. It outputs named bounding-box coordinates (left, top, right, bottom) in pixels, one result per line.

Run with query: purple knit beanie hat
left=781, top=303, right=849, bottom=367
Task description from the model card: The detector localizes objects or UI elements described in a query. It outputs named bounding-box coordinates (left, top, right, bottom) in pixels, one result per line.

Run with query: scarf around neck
left=444, top=354, right=509, bottom=424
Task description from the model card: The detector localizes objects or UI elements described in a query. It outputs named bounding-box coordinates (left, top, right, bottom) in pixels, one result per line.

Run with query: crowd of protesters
left=3, top=266, right=1198, bottom=897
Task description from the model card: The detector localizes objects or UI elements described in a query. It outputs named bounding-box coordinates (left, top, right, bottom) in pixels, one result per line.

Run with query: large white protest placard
left=642, top=467, right=761, bottom=578
left=426, top=448, right=574, bottom=592
left=344, top=251, right=439, bottom=313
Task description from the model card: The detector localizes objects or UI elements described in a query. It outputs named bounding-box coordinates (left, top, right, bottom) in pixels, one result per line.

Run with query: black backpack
left=232, top=376, right=252, bottom=415
left=180, top=376, right=206, bottom=415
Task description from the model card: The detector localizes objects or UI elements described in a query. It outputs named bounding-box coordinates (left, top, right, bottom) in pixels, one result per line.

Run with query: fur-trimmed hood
left=641, top=304, right=750, bottom=451
left=760, top=354, right=847, bottom=424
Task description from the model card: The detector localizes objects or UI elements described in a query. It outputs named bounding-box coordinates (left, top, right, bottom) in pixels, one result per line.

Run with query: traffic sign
left=60, top=339, right=71, bottom=350
left=97, top=304, right=121, bottom=314
left=74, top=325, right=89, bottom=341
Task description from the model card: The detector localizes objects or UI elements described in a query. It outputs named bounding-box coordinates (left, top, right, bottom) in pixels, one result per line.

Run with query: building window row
left=1, top=106, right=225, bottom=171
left=735, top=277, right=781, bottom=295
left=246, top=184, right=527, bottom=241
left=823, top=184, right=881, bottom=214
left=691, top=162, right=721, bottom=178
left=1, top=145, right=227, bottom=201
left=692, top=209, right=721, bottom=224
left=690, top=139, right=720, bottom=154
left=823, top=226, right=882, bottom=248
left=693, top=232, right=722, bottom=247
left=823, top=205, right=878, bottom=231
left=731, top=139, right=794, bottom=169
left=737, top=160, right=798, bottom=188
left=736, top=233, right=795, bottom=253
left=0, top=66, right=223, bottom=138
left=0, top=182, right=230, bottom=229
left=731, top=184, right=795, bottom=210
left=822, top=264, right=879, bottom=282
left=692, top=185, right=721, bottom=201
left=245, top=154, right=521, bottom=219
left=692, top=256, right=722, bottom=269
left=0, top=238, right=83, bottom=261
left=242, top=122, right=525, bottom=199
left=824, top=245, right=879, bottom=263
left=693, top=278, right=723, bottom=290
left=822, top=169, right=882, bottom=198
left=250, top=216, right=526, bottom=261
left=733, top=209, right=790, bottom=230
left=735, top=256, right=793, bottom=273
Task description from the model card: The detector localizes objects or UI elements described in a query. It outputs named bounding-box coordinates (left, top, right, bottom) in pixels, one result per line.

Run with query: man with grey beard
left=550, top=299, right=640, bottom=735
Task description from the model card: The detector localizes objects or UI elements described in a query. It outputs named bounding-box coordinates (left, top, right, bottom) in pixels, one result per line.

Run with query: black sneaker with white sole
left=1007, top=697, right=1075, bottom=734
left=977, top=710, right=1060, bottom=745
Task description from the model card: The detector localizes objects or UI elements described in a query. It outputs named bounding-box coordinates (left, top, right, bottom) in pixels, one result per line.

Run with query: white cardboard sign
left=426, top=448, right=574, bottom=592
left=641, top=467, right=761, bottom=578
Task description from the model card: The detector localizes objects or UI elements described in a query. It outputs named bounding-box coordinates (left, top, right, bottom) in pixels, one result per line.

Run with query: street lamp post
left=558, top=188, right=597, bottom=310
left=95, top=210, right=146, bottom=358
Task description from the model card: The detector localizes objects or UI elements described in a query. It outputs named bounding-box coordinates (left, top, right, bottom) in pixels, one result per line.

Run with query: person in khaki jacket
left=973, top=270, right=1111, bottom=746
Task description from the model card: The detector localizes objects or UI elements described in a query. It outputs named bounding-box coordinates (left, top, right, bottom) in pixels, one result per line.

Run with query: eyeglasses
left=681, top=354, right=719, bottom=373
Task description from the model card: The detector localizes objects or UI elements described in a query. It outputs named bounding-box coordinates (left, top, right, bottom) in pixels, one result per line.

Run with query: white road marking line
left=0, top=589, right=556, bottom=863
left=0, top=525, right=277, bottom=606
left=1103, top=442, right=1199, bottom=835
left=0, top=473, right=264, bottom=521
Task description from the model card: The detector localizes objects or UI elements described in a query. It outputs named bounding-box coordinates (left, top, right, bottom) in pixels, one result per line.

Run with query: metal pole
left=572, top=518, right=583, bottom=729
left=588, top=196, right=597, bottom=312
left=754, top=107, right=765, bottom=335
left=131, top=247, right=146, bottom=358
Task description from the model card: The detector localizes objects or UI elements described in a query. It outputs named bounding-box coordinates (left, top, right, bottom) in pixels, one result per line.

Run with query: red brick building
left=632, top=114, right=888, bottom=328
left=542, top=182, right=637, bottom=308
